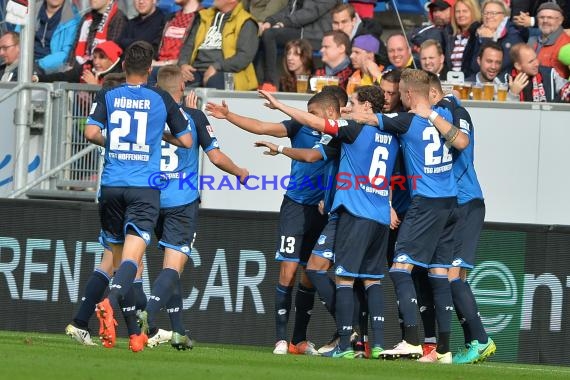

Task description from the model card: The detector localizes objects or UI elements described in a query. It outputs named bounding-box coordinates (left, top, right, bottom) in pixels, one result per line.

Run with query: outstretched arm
left=206, top=149, right=249, bottom=184
left=205, top=100, right=288, bottom=137
left=258, top=90, right=326, bottom=132
left=254, top=141, right=323, bottom=163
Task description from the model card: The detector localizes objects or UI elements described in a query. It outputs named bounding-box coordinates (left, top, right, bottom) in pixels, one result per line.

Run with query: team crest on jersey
left=318, top=234, right=326, bottom=245
left=319, top=134, right=333, bottom=145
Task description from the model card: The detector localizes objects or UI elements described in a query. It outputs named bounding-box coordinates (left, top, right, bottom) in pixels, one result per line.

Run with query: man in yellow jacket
left=178, top=0, right=259, bottom=90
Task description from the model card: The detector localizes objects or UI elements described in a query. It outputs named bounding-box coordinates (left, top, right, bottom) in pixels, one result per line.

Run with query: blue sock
left=133, top=280, right=147, bottom=311
left=292, top=284, right=315, bottom=344
left=166, top=276, right=186, bottom=335
left=120, top=285, right=140, bottom=335
left=73, top=269, right=110, bottom=328
left=335, top=285, right=354, bottom=351
left=353, top=282, right=368, bottom=338
left=451, top=279, right=488, bottom=344
left=275, top=284, right=293, bottom=341
left=146, top=268, right=179, bottom=333
left=305, top=269, right=335, bottom=316
left=365, top=283, right=384, bottom=348
left=413, top=268, right=436, bottom=341
left=108, top=260, right=138, bottom=313
left=429, top=273, right=453, bottom=353
left=389, top=269, right=419, bottom=345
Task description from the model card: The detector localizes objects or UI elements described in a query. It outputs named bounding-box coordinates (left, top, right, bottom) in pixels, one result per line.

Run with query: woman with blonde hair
left=446, top=0, right=481, bottom=77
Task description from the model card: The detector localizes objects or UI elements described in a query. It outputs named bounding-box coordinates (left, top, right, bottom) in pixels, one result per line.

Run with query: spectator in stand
left=348, top=0, right=377, bottom=19
left=314, top=29, right=354, bottom=90
left=559, top=43, right=570, bottom=77
left=178, top=0, right=259, bottom=90
left=257, top=0, right=340, bottom=92
left=410, top=0, right=455, bottom=62
left=26, top=0, right=81, bottom=75
left=466, top=41, right=508, bottom=84
left=348, top=34, right=383, bottom=87
left=280, top=39, right=314, bottom=92
left=118, top=0, right=166, bottom=55
left=473, top=0, right=523, bottom=73
left=0, top=31, right=19, bottom=81
left=36, top=0, right=127, bottom=82
left=446, top=0, right=481, bottom=77
left=420, top=39, right=449, bottom=78
left=242, top=0, right=287, bottom=29
left=331, top=3, right=387, bottom=65
left=81, top=40, right=123, bottom=84
left=527, top=2, right=570, bottom=79
left=385, top=33, right=415, bottom=71
left=507, top=42, right=568, bottom=102
left=512, top=0, right=570, bottom=30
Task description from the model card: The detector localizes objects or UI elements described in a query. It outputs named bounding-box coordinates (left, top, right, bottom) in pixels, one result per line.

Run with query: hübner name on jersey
left=424, top=163, right=452, bottom=174
left=375, top=133, right=392, bottom=144
left=113, top=97, right=151, bottom=110
left=108, top=152, right=149, bottom=161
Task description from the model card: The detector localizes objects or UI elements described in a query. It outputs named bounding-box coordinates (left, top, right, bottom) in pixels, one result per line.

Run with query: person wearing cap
left=81, top=40, right=123, bottom=85
left=528, top=2, right=570, bottom=78
left=348, top=34, right=383, bottom=86
left=512, top=0, right=570, bottom=30
left=409, top=0, right=455, bottom=62
left=420, top=38, right=449, bottom=78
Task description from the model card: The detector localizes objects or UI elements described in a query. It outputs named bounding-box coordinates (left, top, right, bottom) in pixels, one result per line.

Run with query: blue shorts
left=155, top=199, right=199, bottom=257
left=98, top=186, right=159, bottom=246
left=312, top=213, right=338, bottom=262
left=451, top=199, right=485, bottom=269
left=394, top=196, right=457, bottom=268
left=275, top=196, right=328, bottom=265
left=333, top=209, right=389, bottom=279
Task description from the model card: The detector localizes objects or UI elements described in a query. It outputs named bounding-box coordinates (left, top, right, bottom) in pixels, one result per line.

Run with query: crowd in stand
left=1, top=0, right=570, bottom=102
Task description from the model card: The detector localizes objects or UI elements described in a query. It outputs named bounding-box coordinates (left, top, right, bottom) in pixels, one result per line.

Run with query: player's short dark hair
left=308, top=91, right=341, bottom=112
left=354, top=85, right=385, bottom=113
left=426, top=71, right=443, bottom=94
left=322, top=85, right=349, bottom=107
left=102, top=72, right=126, bottom=88
left=382, top=69, right=401, bottom=84
left=123, top=41, right=154, bottom=76
left=478, top=41, right=504, bottom=59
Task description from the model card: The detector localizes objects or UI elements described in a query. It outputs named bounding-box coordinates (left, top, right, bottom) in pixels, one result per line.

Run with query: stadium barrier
left=0, top=198, right=569, bottom=365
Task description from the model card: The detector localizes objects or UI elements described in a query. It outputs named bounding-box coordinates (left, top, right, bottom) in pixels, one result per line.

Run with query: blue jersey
left=87, top=84, right=190, bottom=187
left=378, top=108, right=457, bottom=198
left=160, top=108, right=219, bottom=208
left=282, top=120, right=332, bottom=205
left=315, top=133, right=341, bottom=214
left=437, top=96, right=483, bottom=204
left=327, top=120, right=399, bottom=225
left=391, top=149, right=411, bottom=215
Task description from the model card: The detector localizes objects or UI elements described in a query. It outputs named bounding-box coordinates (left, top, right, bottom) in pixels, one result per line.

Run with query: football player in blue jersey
left=205, top=95, right=337, bottom=356
left=138, top=65, right=249, bottom=351
left=339, top=69, right=469, bottom=363
left=258, top=86, right=399, bottom=359
left=427, top=73, right=496, bottom=364
left=84, top=41, right=193, bottom=352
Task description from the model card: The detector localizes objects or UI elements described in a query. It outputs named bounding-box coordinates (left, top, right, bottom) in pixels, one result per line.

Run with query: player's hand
left=410, top=102, right=431, bottom=119
left=258, top=90, right=280, bottom=110
left=318, top=200, right=325, bottom=215
left=254, top=140, right=279, bottom=156
left=180, top=64, right=196, bottom=82
left=390, top=207, right=400, bottom=230
left=205, top=100, right=229, bottom=119
left=508, top=72, right=528, bottom=95
left=513, top=12, right=532, bottom=28
left=237, top=168, right=249, bottom=184
left=203, top=65, right=217, bottom=86
left=185, top=90, right=198, bottom=109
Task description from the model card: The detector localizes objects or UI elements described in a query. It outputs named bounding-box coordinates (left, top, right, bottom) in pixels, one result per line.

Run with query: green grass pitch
left=2, top=331, right=569, bottom=380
